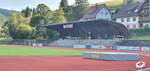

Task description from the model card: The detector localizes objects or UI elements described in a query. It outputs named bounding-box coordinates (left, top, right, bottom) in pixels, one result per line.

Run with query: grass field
left=0, top=46, right=87, bottom=56
left=127, top=36, right=150, bottom=40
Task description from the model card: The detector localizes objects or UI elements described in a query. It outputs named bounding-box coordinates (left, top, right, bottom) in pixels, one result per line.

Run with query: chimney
left=96, top=3, right=98, bottom=6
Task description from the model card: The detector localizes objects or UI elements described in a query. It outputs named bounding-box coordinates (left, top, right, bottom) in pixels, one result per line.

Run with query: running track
left=0, top=45, right=150, bottom=71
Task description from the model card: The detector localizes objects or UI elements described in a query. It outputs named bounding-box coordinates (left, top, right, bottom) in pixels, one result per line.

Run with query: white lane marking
left=136, top=68, right=150, bottom=71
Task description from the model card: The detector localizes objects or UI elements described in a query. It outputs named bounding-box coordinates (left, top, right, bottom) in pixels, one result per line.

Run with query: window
left=105, top=12, right=108, bottom=16
left=128, top=12, right=131, bottom=14
left=127, top=18, right=130, bottom=22
left=133, top=17, right=136, bottom=21
left=121, top=18, right=124, bottom=22
left=133, top=24, right=136, bottom=28
left=127, top=25, right=130, bottom=28
left=140, top=24, right=143, bottom=27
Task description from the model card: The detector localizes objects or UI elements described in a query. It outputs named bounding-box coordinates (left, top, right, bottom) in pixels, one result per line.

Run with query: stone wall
left=47, top=39, right=122, bottom=47
left=8, top=39, right=150, bottom=47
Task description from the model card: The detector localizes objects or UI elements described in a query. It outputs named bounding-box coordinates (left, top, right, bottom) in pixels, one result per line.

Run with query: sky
left=0, top=0, right=112, bottom=11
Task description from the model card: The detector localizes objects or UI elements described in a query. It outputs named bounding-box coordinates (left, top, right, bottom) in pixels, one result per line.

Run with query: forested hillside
left=0, top=8, right=18, bottom=18
left=94, top=0, right=140, bottom=10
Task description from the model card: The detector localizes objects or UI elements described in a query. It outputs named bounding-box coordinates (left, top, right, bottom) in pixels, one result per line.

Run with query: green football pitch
left=0, top=46, right=87, bottom=56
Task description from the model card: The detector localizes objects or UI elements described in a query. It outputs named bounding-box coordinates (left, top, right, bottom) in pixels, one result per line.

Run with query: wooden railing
left=141, top=11, right=150, bottom=14
left=144, top=3, right=150, bottom=6
left=139, top=17, right=150, bottom=22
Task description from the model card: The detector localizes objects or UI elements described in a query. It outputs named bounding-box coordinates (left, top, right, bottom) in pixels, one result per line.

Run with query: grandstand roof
left=42, top=19, right=129, bottom=39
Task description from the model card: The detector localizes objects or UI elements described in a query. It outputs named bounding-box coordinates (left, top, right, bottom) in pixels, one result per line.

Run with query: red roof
left=82, top=4, right=105, bottom=20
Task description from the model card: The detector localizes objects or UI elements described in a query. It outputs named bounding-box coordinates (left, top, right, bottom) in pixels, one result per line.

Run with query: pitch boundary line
left=136, top=68, right=150, bottom=71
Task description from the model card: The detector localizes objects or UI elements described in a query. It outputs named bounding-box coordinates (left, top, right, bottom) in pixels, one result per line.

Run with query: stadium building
left=42, top=19, right=129, bottom=40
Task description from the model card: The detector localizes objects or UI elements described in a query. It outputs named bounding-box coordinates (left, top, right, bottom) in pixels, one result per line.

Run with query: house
left=139, top=0, right=150, bottom=27
left=81, top=4, right=112, bottom=21
left=116, top=1, right=144, bottom=29
left=116, top=0, right=150, bottom=29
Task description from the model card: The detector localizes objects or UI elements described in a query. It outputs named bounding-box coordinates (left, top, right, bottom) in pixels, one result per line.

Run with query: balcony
left=139, top=17, right=150, bottom=22
left=141, top=11, right=150, bottom=15
left=144, top=3, right=150, bottom=6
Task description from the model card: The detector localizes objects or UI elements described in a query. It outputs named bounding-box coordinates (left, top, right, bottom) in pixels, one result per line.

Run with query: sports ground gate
left=42, top=19, right=129, bottom=40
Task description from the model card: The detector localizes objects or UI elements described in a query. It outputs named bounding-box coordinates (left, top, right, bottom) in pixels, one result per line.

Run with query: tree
left=2, top=22, right=9, bottom=38
left=7, top=13, right=33, bottom=39
left=15, top=24, right=32, bottom=39
left=0, top=13, right=7, bottom=25
left=49, top=8, right=66, bottom=24
left=123, top=0, right=128, bottom=5
left=8, top=13, right=18, bottom=37
left=64, top=6, right=74, bottom=22
left=0, top=13, right=7, bottom=38
left=60, top=0, right=68, bottom=8
left=73, top=0, right=89, bottom=20
left=75, top=0, right=89, bottom=6
left=0, top=28, right=3, bottom=38
left=36, top=4, right=51, bottom=16
left=30, top=16, right=47, bottom=27
left=123, top=0, right=137, bottom=5
left=46, top=29, right=60, bottom=40
left=127, top=0, right=133, bottom=4
left=32, top=8, right=36, bottom=16
left=21, top=7, right=32, bottom=17
left=25, top=7, right=32, bottom=17
left=17, top=13, right=25, bottom=24
left=45, top=11, right=53, bottom=18
left=59, top=0, right=74, bottom=22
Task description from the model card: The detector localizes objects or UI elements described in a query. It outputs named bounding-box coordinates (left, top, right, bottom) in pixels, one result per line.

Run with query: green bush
left=30, top=16, right=47, bottom=27
left=15, top=24, right=33, bottom=39
left=34, top=28, right=60, bottom=40
left=129, top=27, right=150, bottom=37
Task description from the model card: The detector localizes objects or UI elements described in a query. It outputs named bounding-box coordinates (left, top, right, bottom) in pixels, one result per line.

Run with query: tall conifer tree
left=60, top=0, right=68, bottom=8
left=73, top=0, right=89, bottom=20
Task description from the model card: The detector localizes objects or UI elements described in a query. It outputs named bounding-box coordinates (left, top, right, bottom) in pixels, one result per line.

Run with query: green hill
left=0, top=8, right=18, bottom=18
left=0, top=8, right=11, bottom=18
left=93, top=0, right=140, bottom=10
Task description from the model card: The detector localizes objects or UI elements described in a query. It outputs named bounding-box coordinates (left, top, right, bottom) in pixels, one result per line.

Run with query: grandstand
left=42, top=19, right=129, bottom=40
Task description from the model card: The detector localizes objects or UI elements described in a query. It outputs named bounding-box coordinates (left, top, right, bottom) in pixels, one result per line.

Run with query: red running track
left=0, top=56, right=150, bottom=71
left=0, top=45, right=150, bottom=71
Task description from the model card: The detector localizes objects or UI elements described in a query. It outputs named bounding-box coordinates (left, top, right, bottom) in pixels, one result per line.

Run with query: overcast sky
left=0, top=0, right=112, bottom=11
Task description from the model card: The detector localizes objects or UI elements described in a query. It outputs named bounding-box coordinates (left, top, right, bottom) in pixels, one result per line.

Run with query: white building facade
left=96, top=7, right=112, bottom=21
left=116, top=16, right=139, bottom=28
left=82, top=4, right=112, bottom=21
left=116, top=1, right=145, bottom=29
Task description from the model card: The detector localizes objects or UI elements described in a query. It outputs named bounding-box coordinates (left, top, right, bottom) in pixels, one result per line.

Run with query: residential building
left=81, top=4, right=112, bottom=21
left=139, top=0, right=150, bottom=27
left=116, top=1, right=144, bottom=29
left=116, top=0, right=150, bottom=29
